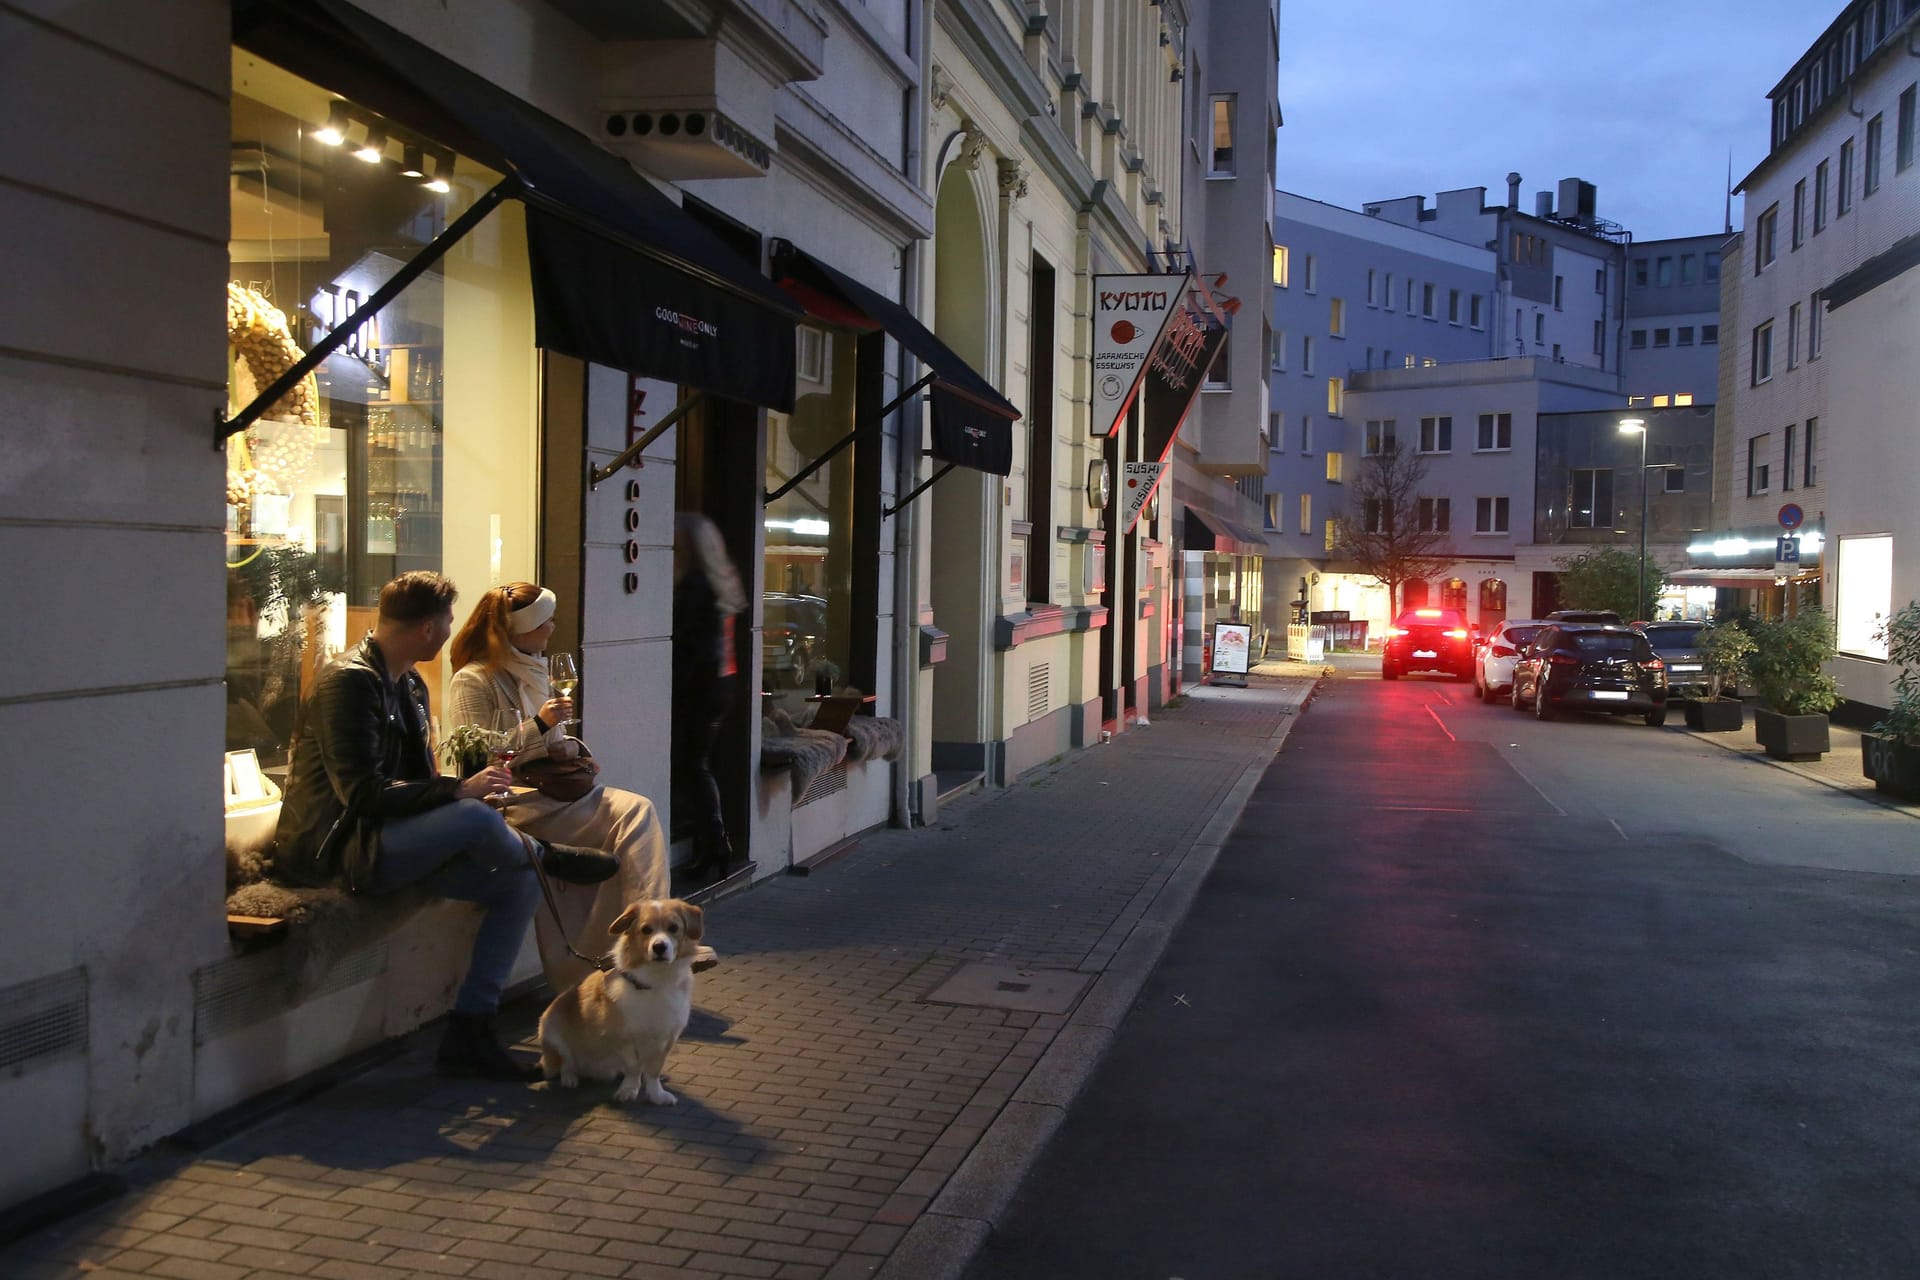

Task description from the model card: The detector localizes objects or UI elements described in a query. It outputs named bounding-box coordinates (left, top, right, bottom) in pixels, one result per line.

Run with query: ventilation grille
left=193, top=943, right=389, bottom=1045
left=796, top=762, right=849, bottom=808
left=0, top=968, right=88, bottom=1077
left=1028, top=661, right=1051, bottom=720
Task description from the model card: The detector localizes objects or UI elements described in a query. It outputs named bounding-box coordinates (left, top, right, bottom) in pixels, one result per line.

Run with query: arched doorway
left=928, top=157, right=997, bottom=772
left=1440, top=577, right=1468, bottom=612
left=1480, top=578, right=1508, bottom=629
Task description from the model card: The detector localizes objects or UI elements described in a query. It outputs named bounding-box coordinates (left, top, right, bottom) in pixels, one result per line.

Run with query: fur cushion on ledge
left=760, top=708, right=850, bottom=796
left=843, top=715, right=904, bottom=762
left=226, top=843, right=439, bottom=1003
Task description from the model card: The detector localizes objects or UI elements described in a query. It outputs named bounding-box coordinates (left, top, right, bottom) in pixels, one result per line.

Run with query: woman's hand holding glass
left=538, top=695, right=574, bottom=733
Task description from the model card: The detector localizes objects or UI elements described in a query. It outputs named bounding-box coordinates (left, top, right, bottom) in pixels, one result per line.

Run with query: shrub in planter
left=1747, top=608, right=1840, bottom=760
left=1864, top=601, right=1920, bottom=797
left=1683, top=625, right=1756, bottom=731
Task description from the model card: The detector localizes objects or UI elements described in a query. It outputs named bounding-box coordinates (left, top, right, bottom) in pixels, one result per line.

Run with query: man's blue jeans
left=370, top=799, right=539, bottom=1015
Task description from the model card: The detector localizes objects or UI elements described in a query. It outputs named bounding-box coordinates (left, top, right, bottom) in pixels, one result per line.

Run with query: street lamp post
left=1619, top=418, right=1648, bottom=622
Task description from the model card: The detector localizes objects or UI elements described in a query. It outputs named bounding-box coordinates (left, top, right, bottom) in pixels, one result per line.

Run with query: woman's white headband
left=508, top=588, right=557, bottom=634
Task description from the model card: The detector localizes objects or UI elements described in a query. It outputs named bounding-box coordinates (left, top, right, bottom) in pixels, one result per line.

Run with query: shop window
left=765, top=325, right=861, bottom=714
left=225, top=53, right=536, bottom=769
left=1836, top=534, right=1893, bottom=659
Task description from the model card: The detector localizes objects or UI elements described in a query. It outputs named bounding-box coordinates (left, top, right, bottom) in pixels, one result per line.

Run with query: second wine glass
left=486, top=708, right=520, bottom=804
left=549, top=652, right=580, bottom=734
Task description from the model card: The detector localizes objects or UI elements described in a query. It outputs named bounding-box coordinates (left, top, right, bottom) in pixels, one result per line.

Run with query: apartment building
left=1720, top=0, right=1920, bottom=713
left=1623, top=233, right=1726, bottom=407
left=1263, top=191, right=1496, bottom=622
left=1366, top=175, right=1629, bottom=375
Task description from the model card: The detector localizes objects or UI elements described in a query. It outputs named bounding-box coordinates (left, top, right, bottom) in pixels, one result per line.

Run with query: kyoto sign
left=1092, top=272, right=1191, bottom=438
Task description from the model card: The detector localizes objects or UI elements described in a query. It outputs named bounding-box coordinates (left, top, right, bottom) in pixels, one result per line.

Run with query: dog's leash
left=517, top=831, right=617, bottom=973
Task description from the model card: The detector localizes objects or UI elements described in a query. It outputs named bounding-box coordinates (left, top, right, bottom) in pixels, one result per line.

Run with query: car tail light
left=1444, top=629, right=1468, bottom=639
left=1644, top=657, right=1665, bottom=670
left=1384, top=627, right=1405, bottom=637
left=1415, top=609, right=1443, bottom=618
left=1492, top=644, right=1517, bottom=657
left=1548, top=652, right=1579, bottom=666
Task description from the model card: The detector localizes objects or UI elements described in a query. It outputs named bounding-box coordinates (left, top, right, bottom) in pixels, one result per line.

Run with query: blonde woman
left=446, top=583, right=674, bottom=992
left=673, top=512, right=749, bottom=881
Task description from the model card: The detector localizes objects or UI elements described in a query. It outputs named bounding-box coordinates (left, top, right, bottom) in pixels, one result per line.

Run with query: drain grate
left=925, top=962, right=1092, bottom=1014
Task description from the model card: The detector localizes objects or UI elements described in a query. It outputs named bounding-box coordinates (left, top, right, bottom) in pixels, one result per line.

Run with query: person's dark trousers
left=674, top=674, right=737, bottom=873
left=369, top=799, right=539, bottom=1015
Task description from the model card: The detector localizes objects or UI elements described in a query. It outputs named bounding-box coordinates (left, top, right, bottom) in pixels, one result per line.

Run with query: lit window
left=1674, top=393, right=1695, bottom=406
left=1325, top=452, right=1344, bottom=483
left=1299, top=492, right=1311, bottom=535
left=1835, top=535, right=1893, bottom=659
left=1329, top=297, right=1345, bottom=336
left=1652, top=395, right=1671, bottom=408
left=1210, top=96, right=1235, bottom=175
left=1326, top=376, right=1344, bottom=417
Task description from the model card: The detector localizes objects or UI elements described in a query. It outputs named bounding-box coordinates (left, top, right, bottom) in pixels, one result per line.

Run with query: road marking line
left=1425, top=704, right=1457, bottom=741
left=1609, top=818, right=1629, bottom=841
left=1500, top=757, right=1570, bottom=818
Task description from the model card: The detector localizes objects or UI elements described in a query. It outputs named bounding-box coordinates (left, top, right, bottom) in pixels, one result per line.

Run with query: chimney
left=1506, top=172, right=1522, bottom=209
left=1534, top=190, right=1554, bottom=218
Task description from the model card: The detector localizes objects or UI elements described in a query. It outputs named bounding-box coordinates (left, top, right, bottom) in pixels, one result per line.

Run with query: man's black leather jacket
left=271, top=636, right=459, bottom=890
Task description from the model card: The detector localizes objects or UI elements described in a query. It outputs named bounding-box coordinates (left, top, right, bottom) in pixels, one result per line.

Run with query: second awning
left=771, top=240, right=1020, bottom=476
left=1185, top=508, right=1269, bottom=557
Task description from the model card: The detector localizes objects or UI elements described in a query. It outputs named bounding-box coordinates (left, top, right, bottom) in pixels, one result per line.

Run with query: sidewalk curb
left=874, top=678, right=1317, bottom=1280
left=1680, top=725, right=1920, bottom=820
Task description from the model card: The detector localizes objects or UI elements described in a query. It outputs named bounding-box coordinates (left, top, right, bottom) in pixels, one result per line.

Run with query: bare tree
left=1330, top=442, right=1457, bottom=616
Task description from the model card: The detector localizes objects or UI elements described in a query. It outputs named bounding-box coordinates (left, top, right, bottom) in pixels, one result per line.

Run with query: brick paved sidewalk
left=4, top=674, right=1316, bottom=1280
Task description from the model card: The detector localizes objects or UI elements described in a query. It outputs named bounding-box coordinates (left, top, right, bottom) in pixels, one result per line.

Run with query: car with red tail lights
left=1381, top=607, right=1474, bottom=681
left=1510, top=623, right=1670, bottom=725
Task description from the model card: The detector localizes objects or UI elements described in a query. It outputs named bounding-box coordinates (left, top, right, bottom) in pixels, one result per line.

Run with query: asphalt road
left=966, top=669, right=1920, bottom=1280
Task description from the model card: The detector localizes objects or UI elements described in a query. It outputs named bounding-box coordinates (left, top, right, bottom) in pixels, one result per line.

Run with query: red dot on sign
left=1111, top=320, right=1137, bottom=344
left=1128, top=478, right=1139, bottom=487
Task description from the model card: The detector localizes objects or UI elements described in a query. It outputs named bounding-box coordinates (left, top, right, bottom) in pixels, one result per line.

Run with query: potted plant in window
left=1862, top=601, right=1920, bottom=798
left=1683, top=624, right=1754, bottom=732
left=1746, top=607, right=1840, bottom=761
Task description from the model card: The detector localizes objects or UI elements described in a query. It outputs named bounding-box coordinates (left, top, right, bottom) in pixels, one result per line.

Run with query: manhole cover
left=923, top=963, right=1092, bottom=1014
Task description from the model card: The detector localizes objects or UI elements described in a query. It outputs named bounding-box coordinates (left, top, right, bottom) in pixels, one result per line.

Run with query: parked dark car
left=1544, top=609, right=1626, bottom=624
left=1511, top=623, right=1669, bottom=724
left=1635, top=621, right=1722, bottom=697
left=1381, top=607, right=1473, bottom=681
left=763, top=593, right=828, bottom=686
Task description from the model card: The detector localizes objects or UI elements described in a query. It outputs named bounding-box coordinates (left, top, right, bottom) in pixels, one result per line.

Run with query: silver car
left=1637, top=621, right=1722, bottom=697
left=1473, top=619, right=1546, bottom=703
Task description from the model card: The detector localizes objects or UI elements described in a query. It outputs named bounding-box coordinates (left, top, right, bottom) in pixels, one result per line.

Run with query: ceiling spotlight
left=353, top=125, right=386, bottom=164
left=399, top=144, right=425, bottom=178
left=423, top=154, right=453, bottom=194
left=314, top=101, right=349, bottom=146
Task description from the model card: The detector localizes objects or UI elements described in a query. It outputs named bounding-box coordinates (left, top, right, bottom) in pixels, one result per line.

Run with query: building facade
left=1, top=0, right=1268, bottom=1212
left=1720, top=0, right=1920, bottom=709
left=1622, top=233, right=1726, bottom=407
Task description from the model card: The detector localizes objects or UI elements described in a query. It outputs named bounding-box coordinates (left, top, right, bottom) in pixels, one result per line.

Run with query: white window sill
left=1473, top=447, right=1512, bottom=455
left=1472, top=530, right=1510, bottom=537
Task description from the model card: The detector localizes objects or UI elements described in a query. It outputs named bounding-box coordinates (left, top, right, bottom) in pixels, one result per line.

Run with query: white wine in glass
left=549, top=652, right=580, bottom=732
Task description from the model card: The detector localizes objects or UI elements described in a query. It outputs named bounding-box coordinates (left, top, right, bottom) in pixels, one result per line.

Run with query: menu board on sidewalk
left=1212, top=622, right=1252, bottom=682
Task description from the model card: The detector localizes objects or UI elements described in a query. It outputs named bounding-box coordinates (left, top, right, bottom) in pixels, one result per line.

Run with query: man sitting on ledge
left=271, top=571, right=617, bottom=1082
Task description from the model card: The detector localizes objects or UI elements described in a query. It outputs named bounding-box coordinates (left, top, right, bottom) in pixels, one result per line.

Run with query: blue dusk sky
left=1275, top=1, right=1841, bottom=241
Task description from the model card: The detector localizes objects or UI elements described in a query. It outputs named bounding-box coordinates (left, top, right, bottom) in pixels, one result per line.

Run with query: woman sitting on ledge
left=446, top=583, right=696, bottom=992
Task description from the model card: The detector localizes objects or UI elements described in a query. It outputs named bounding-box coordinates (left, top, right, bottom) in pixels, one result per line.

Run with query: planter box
left=1681, top=697, right=1744, bottom=732
left=1862, top=735, right=1920, bottom=800
left=1753, top=708, right=1830, bottom=762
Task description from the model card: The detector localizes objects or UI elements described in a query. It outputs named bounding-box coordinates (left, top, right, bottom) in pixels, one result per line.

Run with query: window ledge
left=994, top=603, right=1109, bottom=650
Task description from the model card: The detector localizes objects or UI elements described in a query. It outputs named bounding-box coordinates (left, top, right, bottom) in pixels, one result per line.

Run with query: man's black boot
left=538, top=841, right=620, bottom=885
left=436, top=1012, right=542, bottom=1082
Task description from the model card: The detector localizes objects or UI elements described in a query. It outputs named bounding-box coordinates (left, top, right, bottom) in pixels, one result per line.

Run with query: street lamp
left=1618, top=418, right=1648, bottom=621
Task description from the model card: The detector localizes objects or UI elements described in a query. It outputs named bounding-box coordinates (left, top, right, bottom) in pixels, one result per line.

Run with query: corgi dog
left=538, top=898, right=704, bottom=1105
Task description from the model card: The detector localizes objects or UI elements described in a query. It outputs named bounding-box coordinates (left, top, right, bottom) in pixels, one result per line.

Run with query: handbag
left=512, top=737, right=600, bottom=802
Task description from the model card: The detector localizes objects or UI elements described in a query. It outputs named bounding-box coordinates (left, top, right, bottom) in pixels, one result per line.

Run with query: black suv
left=1636, top=621, right=1720, bottom=697
left=1511, top=624, right=1669, bottom=725
left=1381, top=607, right=1474, bottom=681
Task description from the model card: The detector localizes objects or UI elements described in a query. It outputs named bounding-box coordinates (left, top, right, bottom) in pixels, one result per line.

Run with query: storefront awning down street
left=224, top=0, right=801, bottom=443
left=1671, top=567, right=1821, bottom=590
left=770, top=240, right=1020, bottom=494
left=1184, top=508, right=1268, bottom=557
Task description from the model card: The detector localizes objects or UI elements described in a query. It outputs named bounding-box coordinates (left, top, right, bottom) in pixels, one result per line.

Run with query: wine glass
left=549, top=652, right=580, bottom=735
left=485, top=708, right=519, bottom=805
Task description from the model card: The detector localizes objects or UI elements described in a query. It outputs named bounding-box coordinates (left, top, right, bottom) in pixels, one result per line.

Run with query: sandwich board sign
left=1211, top=621, right=1252, bottom=686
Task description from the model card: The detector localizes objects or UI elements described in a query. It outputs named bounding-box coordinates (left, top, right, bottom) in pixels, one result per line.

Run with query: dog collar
left=612, top=970, right=651, bottom=993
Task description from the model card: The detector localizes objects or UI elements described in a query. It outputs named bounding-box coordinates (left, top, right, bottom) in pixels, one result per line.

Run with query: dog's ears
left=609, top=903, right=640, bottom=935
left=678, top=902, right=704, bottom=942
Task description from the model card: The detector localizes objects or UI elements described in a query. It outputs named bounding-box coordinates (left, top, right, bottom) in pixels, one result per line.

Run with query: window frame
left=1271, top=243, right=1289, bottom=288
left=1752, top=319, right=1775, bottom=385
left=1747, top=433, right=1772, bottom=497
left=1473, top=495, right=1511, bottom=535
left=1475, top=412, right=1513, bottom=452
left=1814, top=159, right=1830, bottom=233
left=1418, top=415, right=1453, bottom=454
left=1865, top=113, right=1884, bottom=195
left=1208, top=94, right=1237, bottom=176
left=1755, top=204, right=1779, bottom=271
left=1839, top=137, right=1855, bottom=215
